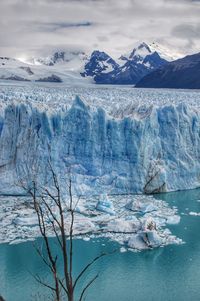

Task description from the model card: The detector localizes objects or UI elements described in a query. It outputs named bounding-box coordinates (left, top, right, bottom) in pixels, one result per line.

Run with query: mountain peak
left=138, top=42, right=151, bottom=51
left=91, top=50, right=111, bottom=60
left=129, top=42, right=152, bottom=60
left=82, top=50, right=118, bottom=77
left=148, top=42, right=181, bottom=61
left=53, top=51, right=65, bottom=63
left=120, top=41, right=181, bottom=63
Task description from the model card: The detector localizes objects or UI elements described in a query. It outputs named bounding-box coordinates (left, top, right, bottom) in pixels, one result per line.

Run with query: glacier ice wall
left=0, top=96, right=200, bottom=195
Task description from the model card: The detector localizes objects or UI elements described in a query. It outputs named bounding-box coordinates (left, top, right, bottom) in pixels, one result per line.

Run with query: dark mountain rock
left=135, top=52, right=200, bottom=89
left=81, top=50, right=119, bottom=78
left=35, top=74, right=62, bottom=82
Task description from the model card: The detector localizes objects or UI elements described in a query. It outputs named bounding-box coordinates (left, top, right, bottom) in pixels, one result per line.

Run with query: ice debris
left=0, top=194, right=182, bottom=251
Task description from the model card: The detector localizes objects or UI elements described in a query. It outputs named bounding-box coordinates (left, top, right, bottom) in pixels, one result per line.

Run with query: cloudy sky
left=0, top=0, right=200, bottom=58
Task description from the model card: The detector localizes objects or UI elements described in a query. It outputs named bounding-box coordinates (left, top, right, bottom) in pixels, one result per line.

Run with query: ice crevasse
left=0, top=96, right=199, bottom=195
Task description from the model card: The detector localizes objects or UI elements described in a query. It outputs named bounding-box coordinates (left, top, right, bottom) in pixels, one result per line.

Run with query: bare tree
left=24, top=162, right=108, bottom=301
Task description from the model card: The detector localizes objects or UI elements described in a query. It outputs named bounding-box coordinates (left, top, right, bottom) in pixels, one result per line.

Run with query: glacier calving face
left=0, top=86, right=200, bottom=194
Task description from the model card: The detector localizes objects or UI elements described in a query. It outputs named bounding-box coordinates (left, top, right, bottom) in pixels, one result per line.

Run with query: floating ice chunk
left=166, top=215, right=180, bottom=224
left=189, top=212, right=200, bottom=216
left=126, top=199, right=157, bottom=213
left=127, top=216, right=163, bottom=250
left=96, top=194, right=115, bottom=215
left=128, top=234, right=148, bottom=250
left=107, top=217, right=140, bottom=233
left=74, top=219, right=96, bottom=234
left=142, top=230, right=163, bottom=247
left=147, top=216, right=166, bottom=227
left=10, top=238, right=28, bottom=245
left=128, top=229, right=163, bottom=250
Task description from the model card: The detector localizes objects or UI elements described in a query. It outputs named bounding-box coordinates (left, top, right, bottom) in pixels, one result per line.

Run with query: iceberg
left=128, top=231, right=163, bottom=250
left=96, top=194, right=115, bottom=215
left=126, top=199, right=158, bottom=213
left=128, top=218, right=163, bottom=249
left=107, top=217, right=140, bottom=232
left=128, top=234, right=148, bottom=250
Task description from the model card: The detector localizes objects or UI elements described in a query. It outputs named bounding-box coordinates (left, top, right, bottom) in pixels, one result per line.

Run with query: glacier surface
left=0, top=83, right=200, bottom=194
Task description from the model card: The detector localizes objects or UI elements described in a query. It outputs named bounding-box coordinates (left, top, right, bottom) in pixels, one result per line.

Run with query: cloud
left=172, top=23, right=200, bottom=39
left=35, top=21, right=93, bottom=32
left=0, top=0, right=200, bottom=57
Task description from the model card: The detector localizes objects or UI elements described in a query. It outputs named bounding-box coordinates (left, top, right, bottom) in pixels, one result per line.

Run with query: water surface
left=1, top=189, right=200, bottom=301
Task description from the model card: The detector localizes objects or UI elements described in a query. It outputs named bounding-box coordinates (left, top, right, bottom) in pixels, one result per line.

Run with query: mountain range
left=0, top=42, right=175, bottom=84
left=81, top=43, right=169, bottom=84
left=0, top=42, right=199, bottom=88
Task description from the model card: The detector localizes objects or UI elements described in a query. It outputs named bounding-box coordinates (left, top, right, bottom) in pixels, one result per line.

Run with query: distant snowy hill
left=0, top=53, right=91, bottom=84
left=30, top=50, right=88, bottom=68
left=82, top=43, right=170, bottom=85
left=135, top=52, right=200, bottom=89
left=0, top=43, right=182, bottom=85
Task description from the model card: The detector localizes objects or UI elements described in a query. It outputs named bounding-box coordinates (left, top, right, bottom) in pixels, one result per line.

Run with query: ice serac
left=0, top=97, right=200, bottom=194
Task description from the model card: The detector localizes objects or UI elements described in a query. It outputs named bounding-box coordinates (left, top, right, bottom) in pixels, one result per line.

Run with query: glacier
left=0, top=84, right=200, bottom=195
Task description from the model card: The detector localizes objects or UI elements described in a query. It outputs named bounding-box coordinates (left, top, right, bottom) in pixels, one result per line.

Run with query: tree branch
left=79, top=274, right=99, bottom=301
left=73, top=253, right=106, bottom=290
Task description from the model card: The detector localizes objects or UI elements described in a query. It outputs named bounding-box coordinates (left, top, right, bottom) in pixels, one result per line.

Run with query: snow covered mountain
left=119, top=42, right=170, bottom=65
left=0, top=57, right=33, bottom=81
left=30, top=50, right=88, bottom=68
left=82, top=43, right=169, bottom=85
left=81, top=50, right=119, bottom=78
left=0, top=43, right=180, bottom=85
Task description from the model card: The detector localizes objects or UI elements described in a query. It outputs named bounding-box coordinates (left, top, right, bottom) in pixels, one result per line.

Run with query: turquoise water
left=1, top=189, right=200, bottom=301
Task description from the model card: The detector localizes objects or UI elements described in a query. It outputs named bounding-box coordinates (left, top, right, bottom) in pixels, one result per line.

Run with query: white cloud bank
left=0, top=0, right=199, bottom=58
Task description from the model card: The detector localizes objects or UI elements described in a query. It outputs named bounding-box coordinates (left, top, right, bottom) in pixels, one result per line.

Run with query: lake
left=0, top=188, right=200, bottom=301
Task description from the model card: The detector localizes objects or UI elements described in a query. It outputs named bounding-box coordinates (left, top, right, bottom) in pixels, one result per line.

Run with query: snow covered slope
left=147, top=42, right=181, bottom=62
left=119, top=42, right=170, bottom=65
left=0, top=55, right=91, bottom=84
left=0, top=84, right=200, bottom=195
left=29, top=50, right=87, bottom=67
